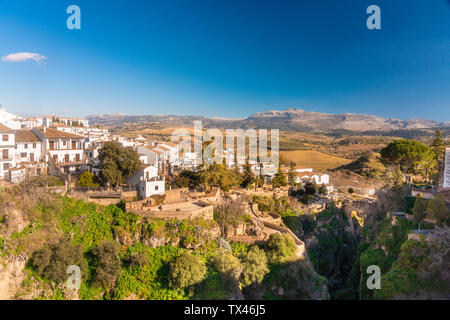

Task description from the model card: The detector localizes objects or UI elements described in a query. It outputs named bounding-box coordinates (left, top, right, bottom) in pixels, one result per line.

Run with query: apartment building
left=14, top=130, right=42, bottom=164
left=32, top=127, right=86, bottom=174
left=0, top=124, right=16, bottom=179
left=136, top=146, right=163, bottom=167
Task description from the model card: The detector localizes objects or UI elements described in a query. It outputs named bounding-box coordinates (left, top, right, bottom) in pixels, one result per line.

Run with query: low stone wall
left=243, top=189, right=289, bottom=199
left=132, top=203, right=214, bottom=220
left=164, top=188, right=188, bottom=203
left=47, top=185, right=67, bottom=195
left=71, top=192, right=122, bottom=206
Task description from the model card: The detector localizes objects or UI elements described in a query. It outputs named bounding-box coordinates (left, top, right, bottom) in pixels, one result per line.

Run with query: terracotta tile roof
left=157, top=146, right=170, bottom=151
left=142, top=146, right=163, bottom=155
left=35, top=127, right=84, bottom=139
left=14, top=130, right=40, bottom=142
left=0, top=123, right=14, bottom=133
left=150, top=148, right=163, bottom=155
left=162, top=141, right=178, bottom=147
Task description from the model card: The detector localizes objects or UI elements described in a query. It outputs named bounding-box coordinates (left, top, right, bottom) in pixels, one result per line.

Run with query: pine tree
left=271, top=169, right=287, bottom=188
left=241, top=161, right=256, bottom=188
left=287, top=162, right=296, bottom=186
left=431, top=129, right=445, bottom=161
left=319, top=183, right=328, bottom=196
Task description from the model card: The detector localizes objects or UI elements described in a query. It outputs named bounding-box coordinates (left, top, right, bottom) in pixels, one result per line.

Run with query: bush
left=77, top=171, right=100, bottom=187
left=265, top=233, right=297, bottom=264
left=169, top=251, right=207, bottom=289
left=32, top=238, right=87, bottom=284
left=240, top=246, right=269, bottom=287
left=92, top=240, right=122, bottom=289
left=212, top=251, right=242, bottom=283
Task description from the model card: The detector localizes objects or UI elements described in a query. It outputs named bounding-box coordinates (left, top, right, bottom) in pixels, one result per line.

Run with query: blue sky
left=0, top=0, right=449, bottom=121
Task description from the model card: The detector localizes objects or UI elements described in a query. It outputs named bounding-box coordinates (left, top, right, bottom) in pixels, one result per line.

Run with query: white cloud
left=1, top=52, right=47, bottom=63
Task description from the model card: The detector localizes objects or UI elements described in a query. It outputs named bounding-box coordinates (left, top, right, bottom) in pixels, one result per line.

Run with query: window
left=3, top=163, right=9, bottom=170
left=20, top=153, right=27, bottom=158
left=2, top=135, right=8, bottom=142
left=2, top=149, right=9, bottom=159
left=33, top=143, right=36, bottom=148
left=155, top=185, right=159, bottom=191
left=24, top=144, right=28, bottom=149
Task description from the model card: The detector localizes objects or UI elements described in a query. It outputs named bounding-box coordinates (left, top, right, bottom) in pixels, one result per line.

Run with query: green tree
left=99, top=141, right=141, bottom=187
left=169, top=251, right=207, bottom=289
left=304, top=181, right=318, bottom=195
left=426, top=194, right=449, bottom=227
left=318, top=183, right=328, bottom=196
left=32, top=238, right=87, bottom=284
left=214, top=200, right=245, bottom=236
left=265, top=233, right=297, bottom=264
left=198, top=164, right=241, bottom=192
left=212, top=251, right=243, bottom=283
left=392, top=165, right=404, bottom=186
left=380, top=139, right=436, bottom=181
left=287, top=162, right=297, bottom=186
left=240, top=246, right=269, bottom=287
left=77, top=171, right=100, bottom=187
left=431, top=129, right=446, bottom=161
left=92, top=240, right=122, bottom=289
left=177, top=169, right=201, bottom=189
left=241, top=162, right=256, bottom=188
left=412, top=194, right=427, bottom=230
left=271, top=169, right=287, bottom=188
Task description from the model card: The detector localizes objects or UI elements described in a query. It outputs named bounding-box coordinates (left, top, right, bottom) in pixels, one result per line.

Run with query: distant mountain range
left=86, top=108, right=449, bottom=133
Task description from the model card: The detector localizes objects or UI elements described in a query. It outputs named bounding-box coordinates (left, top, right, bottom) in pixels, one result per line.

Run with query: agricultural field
left=280, top=150, right=352, bottom=170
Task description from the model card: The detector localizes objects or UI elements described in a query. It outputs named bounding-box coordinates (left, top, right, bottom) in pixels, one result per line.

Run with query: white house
left=295, top=172, right=330, bottom=185
left=44, top=116, right=89, bottom=128
left=126, top=164, right=165, bottom=199
left=18, top=117, right=43, bottom=129
left=32, top=127, right=86, bottom=174
left=14, top=130, right=42, bottom=164
left=0, top=124, right=16, bottom=179
left=0, top=106, right=22, bottom=130
left=179, top=151, right=200, bottom=169
left=136, top=146, right=163, bottom=167
left=157, top=142, right=180, bottom=164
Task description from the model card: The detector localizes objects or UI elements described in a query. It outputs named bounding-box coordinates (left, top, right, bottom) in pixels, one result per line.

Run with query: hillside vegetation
left=0, top=184, right=326, bottom=300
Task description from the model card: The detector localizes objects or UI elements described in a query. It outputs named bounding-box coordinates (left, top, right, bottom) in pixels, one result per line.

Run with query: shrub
left=32, top=238, right=87, bottom=284
left=212, top=251, right=242, bottom=282
left=92, top=240, right=122, bottom=289
left=77, top=171, right=100, bottom=187
left=169, top=251, right=207, bottom=289
left=240, top=246, right=269, bottom=287
left=265, top=233, right=297, bottom=264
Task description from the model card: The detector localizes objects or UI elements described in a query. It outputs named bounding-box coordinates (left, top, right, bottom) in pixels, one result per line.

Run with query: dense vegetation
left=0, top=185, right=325, bottom=300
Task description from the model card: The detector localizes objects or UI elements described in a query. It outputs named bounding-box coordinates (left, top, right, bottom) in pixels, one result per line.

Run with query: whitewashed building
left=0, top=106, right=22, bottom=130
left=14, top=130, right=42, bottom=164
left=0, top=124, right=16, bottom=179
left=32, top=127, right=86, bottom=174
left=127, top=164, right=165, bottom=199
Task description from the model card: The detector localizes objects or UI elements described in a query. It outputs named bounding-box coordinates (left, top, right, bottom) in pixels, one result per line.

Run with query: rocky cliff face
left=301, top=200, right=371, bottom=296
left=0, top=254, right=27, bottom=300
